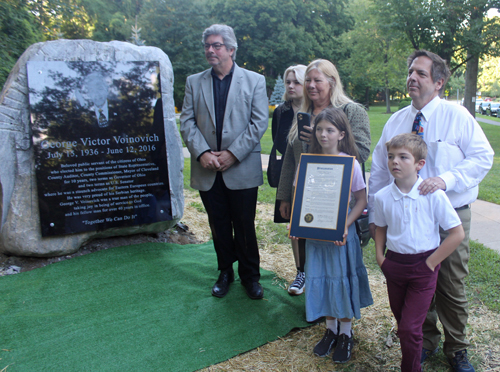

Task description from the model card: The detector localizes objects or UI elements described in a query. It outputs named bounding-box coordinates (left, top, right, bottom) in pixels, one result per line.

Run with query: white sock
left=339, top=320, right=352, bottom=336
left=326, top=318, right=338, bottom=334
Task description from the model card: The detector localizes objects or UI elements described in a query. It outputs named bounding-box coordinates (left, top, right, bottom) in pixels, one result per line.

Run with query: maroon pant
left=381, top=249, right=440, bottom=372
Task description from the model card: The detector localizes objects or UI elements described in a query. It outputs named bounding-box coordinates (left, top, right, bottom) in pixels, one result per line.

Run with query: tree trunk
left=384, top=52, right=391, bottom=114
left=385, top=85, right=391, bottom=114
left=464, top=52, right=479, bottom=117
left=463, top=4, right=484, bottom=118
left=385, top=72, right=391, bottom=114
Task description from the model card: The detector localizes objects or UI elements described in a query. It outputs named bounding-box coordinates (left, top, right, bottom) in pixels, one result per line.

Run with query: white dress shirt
left=369, top=96, right=494, bottom=222
left=374, top=176, right=461, bottom=254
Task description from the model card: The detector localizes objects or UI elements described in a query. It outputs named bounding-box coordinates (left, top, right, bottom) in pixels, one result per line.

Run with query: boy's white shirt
left=373, top=176, right=461, bottom=255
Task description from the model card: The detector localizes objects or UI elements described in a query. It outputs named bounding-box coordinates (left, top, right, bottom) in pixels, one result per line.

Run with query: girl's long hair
left=310, top=107, right=359, bottom=160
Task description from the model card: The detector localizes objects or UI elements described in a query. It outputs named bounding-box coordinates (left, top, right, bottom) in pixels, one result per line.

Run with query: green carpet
left=0, top=242, right=310, bottom=371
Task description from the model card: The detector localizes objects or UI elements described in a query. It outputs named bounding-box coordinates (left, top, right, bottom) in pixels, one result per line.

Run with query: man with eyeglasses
left=368, top=50, right=493, bottom=372
left=181, top=24, right=268, bottom=300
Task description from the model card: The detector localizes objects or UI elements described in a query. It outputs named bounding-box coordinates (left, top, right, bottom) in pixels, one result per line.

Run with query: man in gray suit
left=180, top=24, right=268, bottom=299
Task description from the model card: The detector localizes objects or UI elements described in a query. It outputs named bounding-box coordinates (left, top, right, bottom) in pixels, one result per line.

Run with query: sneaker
left=421, top=347, right=439, bottom=364
left=313, top=328, right=338, bottom=357
left=288, top=271, right=305, bottom=295
left=332, top=333, right=354, bottom=363
left=448, top=349, right=475, bottom=372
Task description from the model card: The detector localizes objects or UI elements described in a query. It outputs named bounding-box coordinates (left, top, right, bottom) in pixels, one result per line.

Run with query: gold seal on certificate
left=304, top=213, right=314, bottom=223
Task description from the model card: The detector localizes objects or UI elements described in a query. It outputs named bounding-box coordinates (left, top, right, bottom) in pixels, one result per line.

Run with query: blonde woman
left=269, top=64, right=307, bottom=295
left=276, top=59, right=371, bottom=296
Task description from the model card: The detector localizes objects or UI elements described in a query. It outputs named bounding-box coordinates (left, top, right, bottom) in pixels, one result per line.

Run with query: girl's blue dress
left=305, top=221, right=373, bottom=322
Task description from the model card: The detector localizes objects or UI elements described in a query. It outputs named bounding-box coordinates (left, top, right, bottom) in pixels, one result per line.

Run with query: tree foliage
left=2, top=0, right=499, bottom=110
left=448, top=68, right=466, bottom=101
left=207, top=0, right=354, bottom=79
left=373, top=0, right=500, bottom=114
left=341, top=0, right=410, bottom=108
left=26, top=0, right=94, bottom=39
left=130, top=16, right=145, bottom=45
left=139, top=0, right=212, bottom=108
left=269, top=75, right=285, bottom=105
left=478, top=55, right=500, bottom=97
left=0, top=0, right=42, bottom=87
left=81, top=0, right=144, bottom=41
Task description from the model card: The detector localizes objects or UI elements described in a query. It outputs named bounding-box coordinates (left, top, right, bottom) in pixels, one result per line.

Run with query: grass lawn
left=364, top=104, right=397, bottom=172
left=259, top=117, right=274, bottom=154
left=477, top=122, right=500, bottom=204
left=476, top=112, right=500, bottom=123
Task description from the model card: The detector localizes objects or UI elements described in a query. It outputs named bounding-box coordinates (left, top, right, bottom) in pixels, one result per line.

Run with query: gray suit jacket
left=180, top=63, right=269, bottom=191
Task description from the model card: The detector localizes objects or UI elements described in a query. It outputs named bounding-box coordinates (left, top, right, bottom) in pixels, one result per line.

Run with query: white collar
left=411, top=96, right=441, bottom=121
left=390, top=175, right=423, bottom=201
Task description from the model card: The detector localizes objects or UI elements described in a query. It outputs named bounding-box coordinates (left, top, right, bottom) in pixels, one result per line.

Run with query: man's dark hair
left=407, top=50, right=451, bottom=95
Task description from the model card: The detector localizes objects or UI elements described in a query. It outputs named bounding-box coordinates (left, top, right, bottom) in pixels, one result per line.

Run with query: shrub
left=398, top=98, right=412, bottom=111
left=269, top=105, right=276, bottom=118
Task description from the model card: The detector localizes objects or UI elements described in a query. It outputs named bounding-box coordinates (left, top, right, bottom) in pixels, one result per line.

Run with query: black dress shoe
left=242, top=281, right=264, bottom=300
left=211, top=270, right=234, bottom=298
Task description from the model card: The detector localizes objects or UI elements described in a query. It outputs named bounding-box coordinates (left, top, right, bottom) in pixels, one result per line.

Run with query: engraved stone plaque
left=28, top=61, right=172, bottom=237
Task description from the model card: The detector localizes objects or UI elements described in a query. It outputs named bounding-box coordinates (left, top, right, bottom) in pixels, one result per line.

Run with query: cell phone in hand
left=297, top=112, right=311, bottom=141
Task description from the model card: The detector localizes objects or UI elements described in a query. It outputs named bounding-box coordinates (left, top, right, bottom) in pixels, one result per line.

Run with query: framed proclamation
left=289, top=154, right=355, bottom=243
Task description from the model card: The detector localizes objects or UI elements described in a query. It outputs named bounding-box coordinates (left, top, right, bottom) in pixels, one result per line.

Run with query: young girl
left=293, top=107, right=373, bottom=364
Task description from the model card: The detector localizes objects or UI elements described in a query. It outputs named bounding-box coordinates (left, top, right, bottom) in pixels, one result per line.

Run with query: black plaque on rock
left=28, top=61, right=172, bottom=237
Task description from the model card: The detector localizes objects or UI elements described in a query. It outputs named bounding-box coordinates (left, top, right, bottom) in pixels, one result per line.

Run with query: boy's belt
left=455, top=204, right=470, bottom=211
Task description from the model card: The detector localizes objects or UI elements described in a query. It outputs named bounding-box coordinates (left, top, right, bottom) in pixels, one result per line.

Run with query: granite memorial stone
left=0, top=40, right=184, bottom=256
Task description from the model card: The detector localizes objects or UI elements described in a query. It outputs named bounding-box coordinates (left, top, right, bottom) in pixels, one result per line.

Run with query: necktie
left=98, top=109, right=108, bottom=128
left=412, top=112, right=423, bottom=137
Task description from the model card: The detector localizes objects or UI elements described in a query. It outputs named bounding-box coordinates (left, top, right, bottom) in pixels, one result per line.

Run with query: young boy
left=373, top=133, right=465, bottom=372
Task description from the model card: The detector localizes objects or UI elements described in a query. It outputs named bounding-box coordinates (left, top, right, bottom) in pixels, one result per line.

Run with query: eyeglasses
left=204, top=43, right=225, bottom=50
